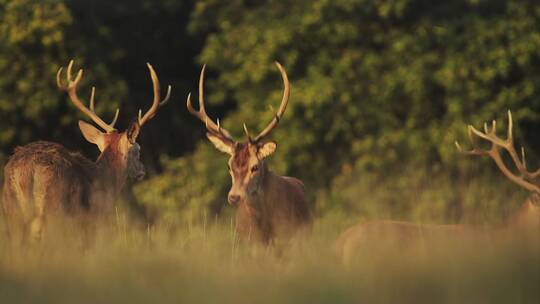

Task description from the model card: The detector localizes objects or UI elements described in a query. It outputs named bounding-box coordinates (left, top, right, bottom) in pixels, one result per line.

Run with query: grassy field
left=0, top=212, right=538, bottom=304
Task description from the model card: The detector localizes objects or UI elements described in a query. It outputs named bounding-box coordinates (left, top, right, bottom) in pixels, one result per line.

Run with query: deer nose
left=228, top=194, right=240, bottom=204
left=135, top=170, right=145, bottom=181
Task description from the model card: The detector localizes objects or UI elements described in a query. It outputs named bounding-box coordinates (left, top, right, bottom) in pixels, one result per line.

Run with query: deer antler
left=456, top=110, right=540, bottom=193
left=57, top=60, right=119, bottom=133
left=252, top=61, right=290, bottom=142
left=138, top=63, right=172, bottom=127
left=186, top=64, right=234, bottom=141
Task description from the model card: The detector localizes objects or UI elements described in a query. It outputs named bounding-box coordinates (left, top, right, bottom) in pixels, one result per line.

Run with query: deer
left=186, top=62, right=312, bottom=245
left=336, top=111, right=539, bottom=264
left=2, top=60, right=171, bottom=243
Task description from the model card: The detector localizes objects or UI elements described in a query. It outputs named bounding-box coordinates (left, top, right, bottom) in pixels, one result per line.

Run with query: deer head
left=456, top=111, right=540, bottom=227
left=57, top=60, right=171, bottom=183
left=187, top=62, right=289, bottom=204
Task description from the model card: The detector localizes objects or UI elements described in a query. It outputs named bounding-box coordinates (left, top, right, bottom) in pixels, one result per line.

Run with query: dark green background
left=1, top=0, right=538, bottom=224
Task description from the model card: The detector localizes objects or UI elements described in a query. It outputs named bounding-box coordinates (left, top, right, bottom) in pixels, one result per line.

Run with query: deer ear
left=127, top=121, right=141, bottom=144
left=257, top=141, right=277, bottom=159
left=207, top=133, right=234, bottom=155
left=79, top=120, right=107, bottom=151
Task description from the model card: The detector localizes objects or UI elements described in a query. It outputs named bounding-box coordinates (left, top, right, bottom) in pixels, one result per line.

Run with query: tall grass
left=0, top=210, right=538, bottom=304
left=1, top=166, right=538, bottom=303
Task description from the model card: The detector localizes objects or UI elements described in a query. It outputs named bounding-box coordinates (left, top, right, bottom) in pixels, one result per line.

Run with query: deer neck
left=238, top=162, right=275, bottom=215
left=254, top=162, right=275, bottom=203
left=93, top=148, right=127, bottom=199
left=507, top=193, right=540, bottom=231
left=235, top=163, right=277, bottom=243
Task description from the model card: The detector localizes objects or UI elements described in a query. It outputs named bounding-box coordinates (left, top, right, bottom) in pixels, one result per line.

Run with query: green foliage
left=323, top=163, right=527, bottom=226
left=134, top=142, right=231, bottom=224
left=0, top=0, right=199, bottom=167
left=137, top=0, right=540, bottom=222
left=1, top=0, right=540, bottom=223
left=0, top=0, right=72, bottom=163
left=189, top=0, right=540, bottom=177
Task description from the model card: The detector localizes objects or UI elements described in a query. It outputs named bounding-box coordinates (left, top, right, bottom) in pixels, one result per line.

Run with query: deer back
left=2, top=141, right=95, bottom=220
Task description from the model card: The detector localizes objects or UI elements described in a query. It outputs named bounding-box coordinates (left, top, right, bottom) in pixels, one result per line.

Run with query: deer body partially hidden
left=187, top=63, right=312, bottom=244
left=2, top=60, right=170, bottom=242
left=232, top=150, right=311, bottom=243
left=336, top=111, right=539, bottom=264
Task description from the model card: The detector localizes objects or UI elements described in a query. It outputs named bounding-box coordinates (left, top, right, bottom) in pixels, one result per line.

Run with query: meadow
left=2, top=1, right=540, bottom=303
left=1, top=174, right=538, bottom=304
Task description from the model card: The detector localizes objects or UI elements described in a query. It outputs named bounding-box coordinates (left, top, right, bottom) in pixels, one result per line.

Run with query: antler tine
left=521, top=146, right=527, bottom=170
left=138, top=63, right=172, bottom=127
left=57, top=60, right=117, bottom=133
left=457, top=110, right=540, bottom=193
left=90, top=87, right=96, bottom=111
left=507, top=110, right=513, bottom=143
left=186, top=64, right=233, bottom=140
left=253, top=61, right=290, bottom=142
left=499, top=110, right=538, bottom=178
left=454, top=126, right=490, bottom=156
left=89, top=86, right=119, bottom=129
left=198, top=64, right=207, bottom=115
left=243, top=123, right=251, bottom=140
left=521, top=145, right=540, bottom=178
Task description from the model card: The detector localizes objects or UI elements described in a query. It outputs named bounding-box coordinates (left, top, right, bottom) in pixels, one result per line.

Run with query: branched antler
left=456, top=110, right=540, bottom=193
left=57, top=60, right=119, bottom=133
left=137, top=63, right=172, bottom=127
left=186, top=64, right=234, bottom=141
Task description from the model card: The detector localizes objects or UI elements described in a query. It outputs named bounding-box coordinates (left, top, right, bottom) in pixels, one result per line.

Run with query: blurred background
left=1, top=0, right=539, bottom=227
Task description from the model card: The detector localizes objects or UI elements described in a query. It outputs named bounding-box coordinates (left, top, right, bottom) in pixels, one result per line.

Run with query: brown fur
left=234, top=172, right=311, bottom=244
left=189, top=61, right=301, bottom=245
left=226, top=142, right=312, bottom=244
left=231, top=143, right=250, bottom=172
left=2, top=131, right=141, bottom=242
left=336, top=195, right=540, bottom=265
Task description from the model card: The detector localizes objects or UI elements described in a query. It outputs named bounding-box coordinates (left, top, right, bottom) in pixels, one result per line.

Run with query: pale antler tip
left=146, top=63, right=157, bottom=74
left=186, top=92, right=192, bottom=107
left=89, top=86, right=96, bottom=110
left=274, top=61, right=285, bottom=71
left=109, top=108, right=120, bottom=128
left=75, top=69, right=83, bottom=81
left=56, top=67, right=64, bottom=88
left=160, top=85, right=172, bottom=106
left=243, top=123, right=250, bottom=137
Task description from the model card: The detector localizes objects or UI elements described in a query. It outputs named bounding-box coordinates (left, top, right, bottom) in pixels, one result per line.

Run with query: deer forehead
left=229, top=143, right=259, bottom=173
left=105, top=132, right=138, bottom=154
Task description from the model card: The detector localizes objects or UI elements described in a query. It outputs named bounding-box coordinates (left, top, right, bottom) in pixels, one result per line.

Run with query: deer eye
left=251, top=165, right=259, bottom=173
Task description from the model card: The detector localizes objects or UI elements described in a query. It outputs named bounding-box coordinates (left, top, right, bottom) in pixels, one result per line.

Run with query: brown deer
left=336, top=111, right=539, bottom=264
left=186, top=62, right=311, bottom=244
left=2, top=60, right=171, bottom=242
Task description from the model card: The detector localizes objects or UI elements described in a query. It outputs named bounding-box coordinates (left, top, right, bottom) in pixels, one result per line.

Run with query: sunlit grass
left=0, top=211, right=538, bottom=304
